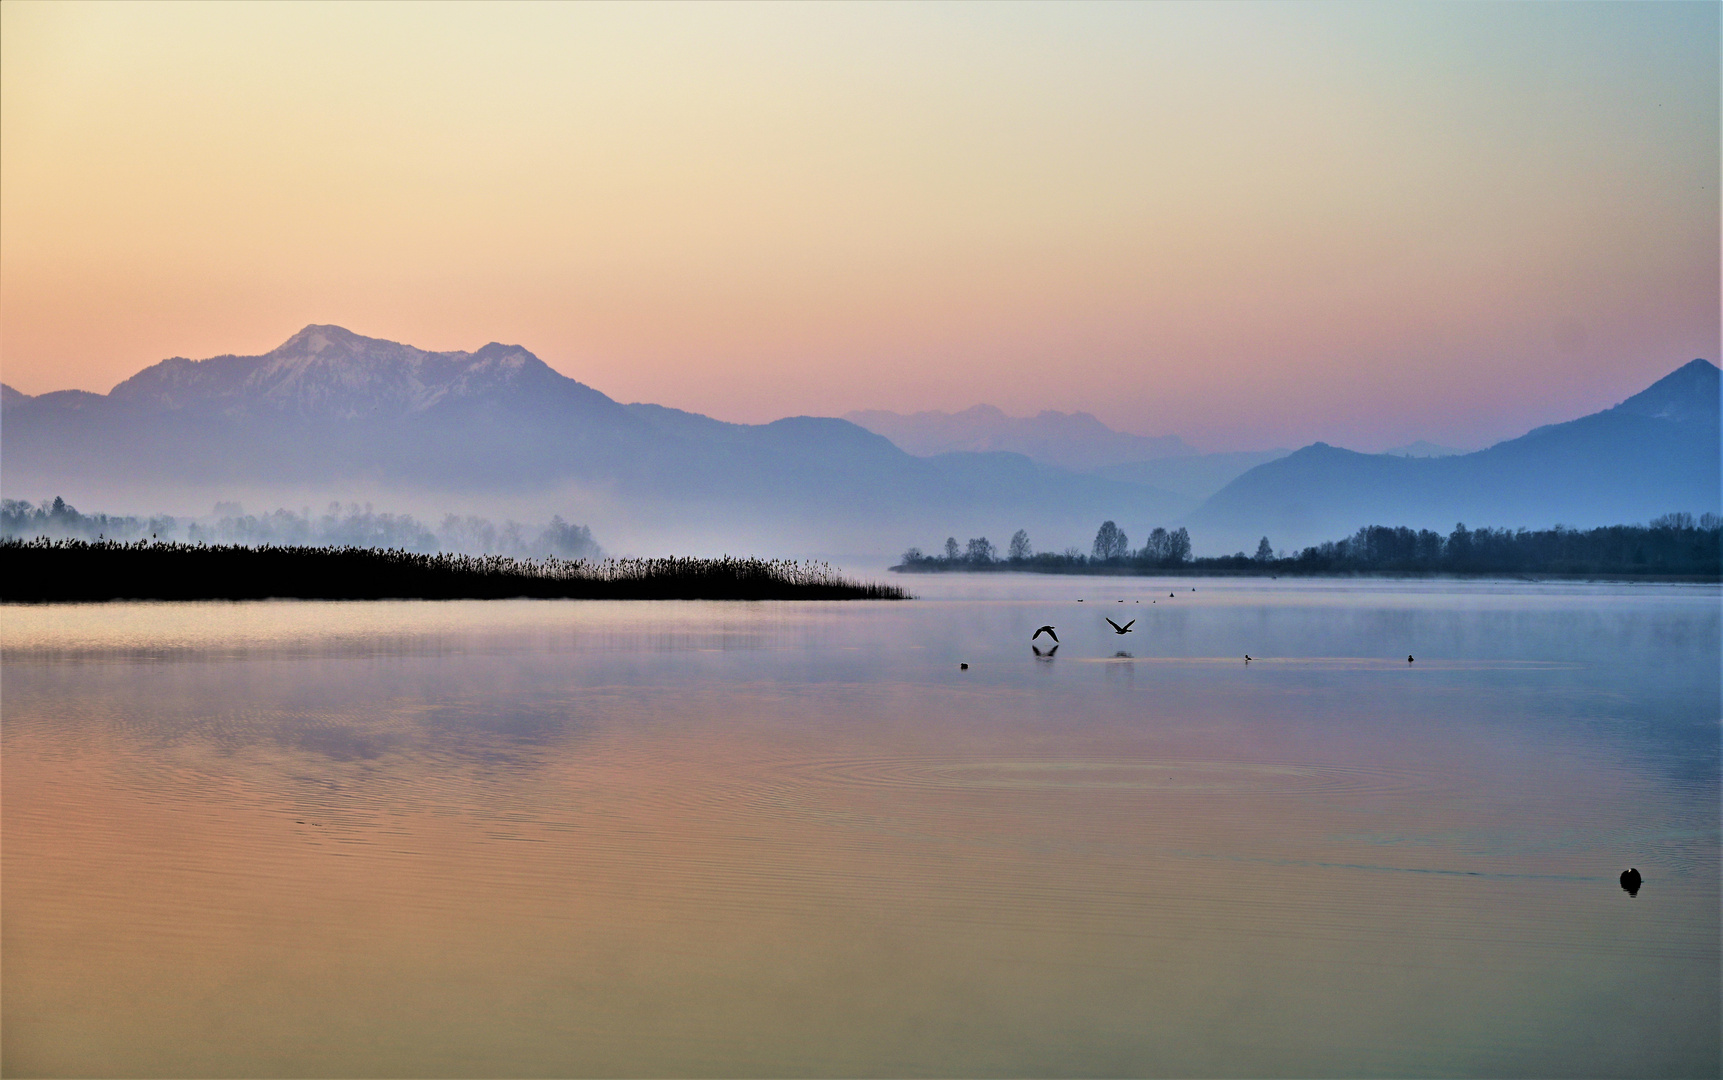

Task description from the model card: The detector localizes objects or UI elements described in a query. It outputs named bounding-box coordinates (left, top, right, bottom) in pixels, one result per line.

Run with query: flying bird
left=1106, top=618, right=1135, bottom=635
left=1032, top=625, right=1058, bottom=642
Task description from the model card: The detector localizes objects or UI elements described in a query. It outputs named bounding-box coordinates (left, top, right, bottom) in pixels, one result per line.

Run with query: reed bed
left=1, top=538, right=907, bottom=602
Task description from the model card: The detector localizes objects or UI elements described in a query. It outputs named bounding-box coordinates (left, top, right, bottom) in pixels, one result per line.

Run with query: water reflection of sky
left=3, top=579, right=1718, bottom=1076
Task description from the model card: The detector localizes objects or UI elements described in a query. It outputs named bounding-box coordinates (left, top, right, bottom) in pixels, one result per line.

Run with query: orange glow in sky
left=1, top=2, right=1716, bottom=450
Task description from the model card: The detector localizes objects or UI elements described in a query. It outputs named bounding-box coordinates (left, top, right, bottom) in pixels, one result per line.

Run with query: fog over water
left=3, top=577, right=1717, bottom=1077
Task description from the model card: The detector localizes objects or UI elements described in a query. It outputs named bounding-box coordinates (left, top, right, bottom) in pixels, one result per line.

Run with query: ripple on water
left=756, top=753, right=1444, bottom=799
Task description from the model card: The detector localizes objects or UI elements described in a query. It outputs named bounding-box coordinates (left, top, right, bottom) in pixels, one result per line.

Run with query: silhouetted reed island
left=898, top=515, right=1722, bottom=581
left=1, top=539, right=906, bottom=603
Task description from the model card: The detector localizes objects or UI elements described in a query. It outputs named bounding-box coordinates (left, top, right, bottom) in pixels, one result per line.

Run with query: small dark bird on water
left=1244, top=655, right=1252, bottom=662
left=1033, top=625, right=1058, bottom=642
left=1620, top=868, right=1642, bottom=896
left=960, top=663, right=968, bottom=670
left=1408, top=655, right=1415, bottom=663
left=1106, top=617, right=1135, bottom=635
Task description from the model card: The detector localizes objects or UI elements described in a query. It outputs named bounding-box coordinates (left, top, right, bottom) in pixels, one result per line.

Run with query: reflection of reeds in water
left=1, top=538, right=907, bottom=602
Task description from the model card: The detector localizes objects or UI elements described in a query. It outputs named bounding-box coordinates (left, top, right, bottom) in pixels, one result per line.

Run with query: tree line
left=901, top=521, right=1193, bottom=570
left=898, top=514, right=1720, bottom=578
left=1, top=497, right=602, bottom=561
left=1269, top=515, right=1719, bottom=576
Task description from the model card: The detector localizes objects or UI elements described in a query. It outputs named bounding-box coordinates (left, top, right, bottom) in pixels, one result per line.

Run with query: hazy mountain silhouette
left=5, top=329, right=1713, bottom=558
left=1188, top=359, right=1721, bottom=552
left=1383, top=440, right=1468, bottom=458
left=845, top=404, right=1194, bottom=470
left=1, top=325, right=1189, bottom=554
left=1090, top=449, right=1292, bottom=503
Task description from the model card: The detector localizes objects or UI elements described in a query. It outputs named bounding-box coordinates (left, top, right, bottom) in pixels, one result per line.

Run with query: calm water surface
left=3, top=577, right=1718, bottom=1077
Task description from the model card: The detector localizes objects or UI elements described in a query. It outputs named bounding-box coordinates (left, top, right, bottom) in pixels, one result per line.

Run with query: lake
left=3, top=576, right=1717, bottom=1077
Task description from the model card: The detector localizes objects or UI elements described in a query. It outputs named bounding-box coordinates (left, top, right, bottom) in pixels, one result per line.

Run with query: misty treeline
left=900, top=522, right=1193, bottom=570
left=899, top=514, right=1721, bottom=578
left=0, top=497, right=601, bottom=560
left=1262, top=515, right=1720, bottom=576
left=1, top=540, right=905, bottom=603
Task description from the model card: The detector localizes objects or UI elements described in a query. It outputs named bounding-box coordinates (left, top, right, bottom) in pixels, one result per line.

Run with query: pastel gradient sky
left=1, top=1, right=1716, bottom=451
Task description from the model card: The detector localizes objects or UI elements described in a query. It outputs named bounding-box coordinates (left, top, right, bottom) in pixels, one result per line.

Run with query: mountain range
left=1189, top=358, right=1720, bottom=550
left=843, top=405, right=1193, bottom=471
left=0, top=326, right=1189, bottom=556
left=2, top=325, right=1716, bottom=558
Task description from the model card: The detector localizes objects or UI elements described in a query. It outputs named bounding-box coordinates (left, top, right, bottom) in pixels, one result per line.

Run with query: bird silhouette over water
left=1620, top=868, right=1642, bottom=896
left=1032, top=625, right=1058, bottom=643
left=1106, top=617, right=1135, bottom=635
left=1408, top=655, right=1415, bottom=663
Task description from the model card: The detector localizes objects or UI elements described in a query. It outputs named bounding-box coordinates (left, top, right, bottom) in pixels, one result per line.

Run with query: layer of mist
left=1, top=497, right=601, bottom=561
left=1, top=326, right=1715, bottom=563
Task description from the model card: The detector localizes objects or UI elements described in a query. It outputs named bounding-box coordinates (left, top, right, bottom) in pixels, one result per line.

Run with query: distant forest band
left=899, top=515, right=1722, bottom=580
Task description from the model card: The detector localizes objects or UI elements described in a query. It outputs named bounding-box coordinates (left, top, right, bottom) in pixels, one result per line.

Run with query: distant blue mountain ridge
left=0, top=325, right=1188, bottom=554
left=1, top=326, right=1715, bottom=556
left=1188, top=358, right=1719, bottom=551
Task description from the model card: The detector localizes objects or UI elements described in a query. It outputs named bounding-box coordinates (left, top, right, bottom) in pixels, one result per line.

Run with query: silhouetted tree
left=966, top=537, right=996, bottom=564
left=1092, top=520, right=1128, bottom=561
left=1137, top=527, right=1167, bottom=564
left=1166, top=527, right=1192, bottom=563
left=537, top=516, right=601, bottom=559
left=1008, top=529, right=1032, bottom=562
left=1447, top=522, right=1473, bottom=569
left=944, top=537, right=960, bottom=561
left=1254, top=537, right=1274, bottom=562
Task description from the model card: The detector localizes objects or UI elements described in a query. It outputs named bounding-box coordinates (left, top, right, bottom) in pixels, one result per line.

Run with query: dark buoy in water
left=1620, top=868, right=1642, bottom=896
left=959, top=663, right=968, bottom=670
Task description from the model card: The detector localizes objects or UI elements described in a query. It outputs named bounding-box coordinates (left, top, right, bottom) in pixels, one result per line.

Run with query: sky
left=1, top=1, right=1716, bottom=452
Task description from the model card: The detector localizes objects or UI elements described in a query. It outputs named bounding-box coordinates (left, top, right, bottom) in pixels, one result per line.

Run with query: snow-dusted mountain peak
left=107, top=325, right=603, bottom=420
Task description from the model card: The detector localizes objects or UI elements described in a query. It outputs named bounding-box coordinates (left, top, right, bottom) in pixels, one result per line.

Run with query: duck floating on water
left=1620, top=868, right=1642, bottom=896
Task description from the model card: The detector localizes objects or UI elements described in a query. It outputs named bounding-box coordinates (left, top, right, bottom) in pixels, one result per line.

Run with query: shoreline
left=1, top=540, right=908, bottom=603
left=890, top=565, right=1719, bottom=584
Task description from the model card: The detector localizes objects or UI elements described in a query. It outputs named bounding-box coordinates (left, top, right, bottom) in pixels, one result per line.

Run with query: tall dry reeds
left=1, top=539, right=906, bottom=602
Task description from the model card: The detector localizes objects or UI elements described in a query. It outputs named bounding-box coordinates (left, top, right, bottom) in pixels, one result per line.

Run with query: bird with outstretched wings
left=1105, top=617, right=1135, bottom=635
left=1032, top=625, right=1058, bottom=642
